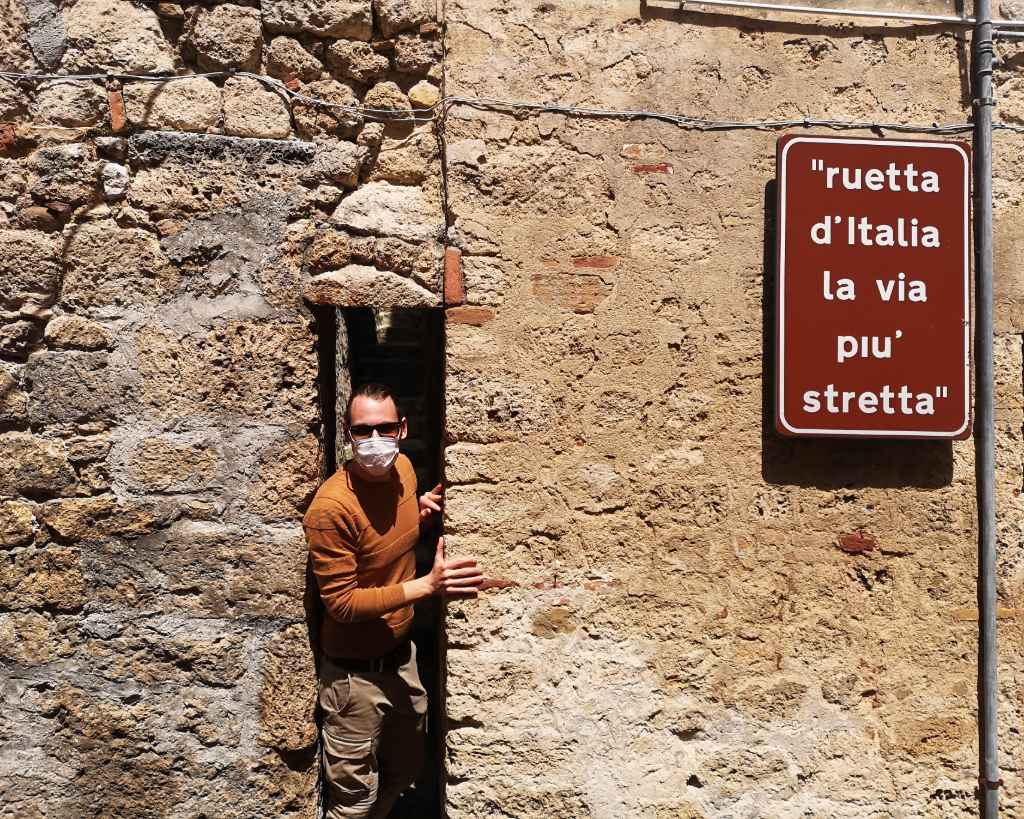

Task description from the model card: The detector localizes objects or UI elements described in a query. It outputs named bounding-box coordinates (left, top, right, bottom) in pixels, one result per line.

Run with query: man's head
left=344, top=382, right=408, bottom=444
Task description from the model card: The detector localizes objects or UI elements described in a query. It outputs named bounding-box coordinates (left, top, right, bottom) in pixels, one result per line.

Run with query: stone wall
left=441, top=1, right=1024, bottom=817
left=0, top=0, right=443, bottom=815
left=2, top=0, right=1024, bottom=816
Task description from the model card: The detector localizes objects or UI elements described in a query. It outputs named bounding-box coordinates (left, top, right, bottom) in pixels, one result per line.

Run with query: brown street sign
left=775, top=135, right=971, bottom=439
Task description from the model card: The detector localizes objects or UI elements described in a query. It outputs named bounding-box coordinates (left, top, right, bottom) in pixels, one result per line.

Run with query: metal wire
left=2, top=68, right=1024, bottom=135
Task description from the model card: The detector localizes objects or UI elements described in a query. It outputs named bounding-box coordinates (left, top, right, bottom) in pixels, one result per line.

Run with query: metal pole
left=972, top=0, right=1000, bottom=812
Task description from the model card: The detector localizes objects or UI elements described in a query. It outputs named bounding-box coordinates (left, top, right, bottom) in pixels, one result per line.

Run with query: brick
left=0, top=123, right=16, bottom=153
left=632, top=162, right=673, bottom=174
left=446, top=306, right=495, bottom=326
left=571, top=255, right=618, bottom=269
left=444, top=246, right=466, bottom=306
left=107, top=83, right=126, bottom=133
left=836, top=531, right=878, bottom=554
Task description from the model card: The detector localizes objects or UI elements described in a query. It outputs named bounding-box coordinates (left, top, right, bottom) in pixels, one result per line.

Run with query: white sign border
left=777, top=136, right=971, bottom=439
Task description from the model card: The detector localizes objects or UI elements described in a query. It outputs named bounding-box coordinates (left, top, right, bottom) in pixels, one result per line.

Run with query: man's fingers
left=444, top=556, right=477, bottom=569
left=444, top=566, right=483, bottom=581
left=435, top=536, right=445, bottom=561
left=422, top=497, right=441, bottom=512
left=432, top=483, right=443, bottom=494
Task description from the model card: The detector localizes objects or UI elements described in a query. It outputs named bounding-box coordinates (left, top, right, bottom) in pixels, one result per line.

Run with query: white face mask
left=351, top=436, right=399, bottom=477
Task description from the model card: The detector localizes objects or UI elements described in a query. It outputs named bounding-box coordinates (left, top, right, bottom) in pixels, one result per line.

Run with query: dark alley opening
left=314, top=305, right=447, bottom=818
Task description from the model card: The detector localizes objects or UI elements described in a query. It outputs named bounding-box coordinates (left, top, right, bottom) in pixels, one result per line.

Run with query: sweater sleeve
left=304, top=501, right=408, bottom=623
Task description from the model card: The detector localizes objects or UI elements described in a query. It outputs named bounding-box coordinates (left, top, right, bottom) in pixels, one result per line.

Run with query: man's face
left=347, top=395, right=408, bottom=443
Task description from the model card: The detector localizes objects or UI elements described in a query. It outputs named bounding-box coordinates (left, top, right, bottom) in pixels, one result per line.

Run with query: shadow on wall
left=759, top=179, right=955, bottom=490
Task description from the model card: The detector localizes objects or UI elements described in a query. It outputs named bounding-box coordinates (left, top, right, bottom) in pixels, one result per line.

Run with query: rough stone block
left=325, top=39, right=390, bottom=84
left=0, top=82, right=29, bottom=122
left=121, top=436, right=222, bottom=493
left=248, top=434, right=320, bottom=520
left=262, top=0, right=372, bottom=39
left=32, top=81, right=107, bottom=127
left=66, top=435, right=112, bottom=464
left=363, top=81, right=411, bottom=118
left=44, top=315, right=112, bottom=350
left=183, top=4, right=262, bottom=72
left=0, top=230, right=61, bottom=314
left=293, top=79, right=362, bottom=140
left=0, top=433, right=75, bottom=498
left=408, top=79, right=440, bottom=109
left=265, top=36, right=324, bottom=83
left=80, top=623, right=248, bottom=686
left=134, top=319, right=316, bottom=424
left=332, top=181, right=441, bottom=242
left=60, top=220, right=177, bottom=311
left=0, top=368, right=28, bottom=427
left=0, top=501, right=35, bottom=548
left=36, top=496, right=116, bottom=542
left=258, top=624, right=317, bottom=750
left=83, top=523, right=307, bottom=618
left=393, top=34, right=439, bottom=75
left=176, top=692, right=243, bottom=748
left=462, top=256, right=507, bottom=306
left=373, top=0, right=433, bottom=37
left=305, top=229, right=351, bottom=274
left=100, top=161, right=128, bottom=200
left=303, top=265, right=439, bottom=307
left=366, top=128, right=436, bottom=185
left=0, top=320, right=40, bottom=359
left=348, top=234, right=439, bottom=287
left=223, top=77, right=292, bottom=140
left=61, top=0, right=175, bottom=73
left=444, top=441, right=516, bottom=485
left=304, top=141, right=365, bottom=188
left=25, top=351, right=129, bottom=426
left=0, top=546, right=83, bottom=611
left=29, top=143, right=98, bottom=207
left=445, top=375, right=554, bottom=444
left=0, top=612, right=74, bottom=666
left=123, top=77, right=221, bottom=133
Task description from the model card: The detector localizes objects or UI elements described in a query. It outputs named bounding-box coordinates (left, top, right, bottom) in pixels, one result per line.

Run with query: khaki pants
left=318, top=642, right=428, bottom=819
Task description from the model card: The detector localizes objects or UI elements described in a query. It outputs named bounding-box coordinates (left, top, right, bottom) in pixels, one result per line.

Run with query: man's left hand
left=418, top=483, right=444, bottom=520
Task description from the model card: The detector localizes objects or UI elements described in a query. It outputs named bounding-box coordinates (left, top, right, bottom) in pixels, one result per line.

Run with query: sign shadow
left=759, top=178, right=954, bottom=490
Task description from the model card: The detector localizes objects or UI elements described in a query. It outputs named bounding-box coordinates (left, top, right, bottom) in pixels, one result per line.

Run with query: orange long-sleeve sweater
left=303, top=453, right=419, bottom=660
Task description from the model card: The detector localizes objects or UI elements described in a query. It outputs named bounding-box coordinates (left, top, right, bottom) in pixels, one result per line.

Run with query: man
left=303, top=382, right=484, bottom=819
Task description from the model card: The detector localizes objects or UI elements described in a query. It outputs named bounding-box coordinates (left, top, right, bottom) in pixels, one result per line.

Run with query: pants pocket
left=322, top=724, right=379, bottom=816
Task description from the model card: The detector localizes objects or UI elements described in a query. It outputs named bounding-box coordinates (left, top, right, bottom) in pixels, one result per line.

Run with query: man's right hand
left=428, top=536, right=484, bottom=598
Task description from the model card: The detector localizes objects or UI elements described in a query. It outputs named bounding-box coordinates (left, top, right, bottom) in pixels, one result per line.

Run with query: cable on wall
left=2, top=69, right=1022, bottom=135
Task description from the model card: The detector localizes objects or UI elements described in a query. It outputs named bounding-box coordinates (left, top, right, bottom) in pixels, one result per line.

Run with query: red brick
left=107, top=83, right=126, bottom=133
left=443, top=247, right=465, bottom=306
left=0, top=123, right=16, bottom=153
left=445, top=306, right=494, bottom=326
left=571, top=255, right=618, bottom=269
left=632, top=162, right=673, bottom=175
left=836, top=531, right=878, bottom=554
